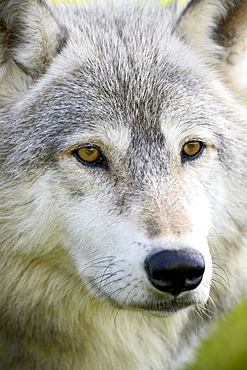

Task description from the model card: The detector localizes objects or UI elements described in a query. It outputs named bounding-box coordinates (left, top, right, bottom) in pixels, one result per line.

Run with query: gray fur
left=1, top=0, right=247, bottom=369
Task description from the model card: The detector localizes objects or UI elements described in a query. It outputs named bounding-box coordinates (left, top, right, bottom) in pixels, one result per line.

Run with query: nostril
left=144, top=248, right=205, bottom=296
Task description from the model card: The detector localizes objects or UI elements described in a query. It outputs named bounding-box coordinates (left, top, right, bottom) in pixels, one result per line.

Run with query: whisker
left=211, top=278, right=228, bottom=291
left=198, top=305, right=212, bottom=320
left=194, top=306, right=205, bottom=321
left=207, top=295, right=218, bottom=314
left=212, top=262, right=236, bottom=282
left=212, top=271, right=230, bottom=289
left=209, top=282, right=220, bottom=300
left=83, top=256, right=116, bottom=271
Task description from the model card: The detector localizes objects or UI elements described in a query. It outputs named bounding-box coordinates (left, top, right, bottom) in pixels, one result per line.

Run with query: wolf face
left=1, top=0, right=247, bottom=369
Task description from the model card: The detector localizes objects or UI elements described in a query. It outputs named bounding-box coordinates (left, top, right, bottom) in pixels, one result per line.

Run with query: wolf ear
left=177, top=0, right=247, bottom=96
left=0, top=0, right=65, bottom=103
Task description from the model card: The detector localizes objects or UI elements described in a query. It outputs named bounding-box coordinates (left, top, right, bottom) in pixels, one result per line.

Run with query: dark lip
left=99, top=290, right=197, bottom=314
left=130, top=298, right=196, bottom=314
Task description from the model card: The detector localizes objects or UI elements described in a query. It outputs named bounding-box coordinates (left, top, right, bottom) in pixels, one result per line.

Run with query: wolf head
left=1, top=0, right=247, bottom=316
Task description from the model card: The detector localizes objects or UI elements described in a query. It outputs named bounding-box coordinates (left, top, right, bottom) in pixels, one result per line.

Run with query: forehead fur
left=41, top=1, right=212, bottom=133
left=52, top=0, right=207, bottom=103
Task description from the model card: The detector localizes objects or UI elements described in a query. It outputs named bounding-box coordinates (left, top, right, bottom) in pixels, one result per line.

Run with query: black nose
left=145, top=248, right=205, bottom=296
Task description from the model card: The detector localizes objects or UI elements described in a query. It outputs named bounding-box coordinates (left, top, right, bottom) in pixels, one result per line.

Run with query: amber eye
left=182, top=141, right=204, bottom=161
left=73, top=146, right=107, bottom=167
left=77, top=147, right=100, bottom=162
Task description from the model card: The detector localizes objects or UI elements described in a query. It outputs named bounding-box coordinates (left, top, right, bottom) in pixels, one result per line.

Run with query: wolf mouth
left=129, top=295, right=198, bottom=314
left=90, top=283, right=199, bottom=314
left=135, top=301, right=195, bottom=315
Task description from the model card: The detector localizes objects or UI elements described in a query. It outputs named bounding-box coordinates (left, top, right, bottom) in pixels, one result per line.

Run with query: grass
left=183, top=298, right=247, bottom=370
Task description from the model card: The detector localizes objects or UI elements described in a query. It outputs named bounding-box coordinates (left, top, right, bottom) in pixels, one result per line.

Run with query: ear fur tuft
left=177, top=0, right=247, bottom=96
left=0, top=0, right=65, bottom=105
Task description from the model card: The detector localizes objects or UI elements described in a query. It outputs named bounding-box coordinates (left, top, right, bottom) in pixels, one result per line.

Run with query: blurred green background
left=49, top=0, right=247, bottom=368
left=183, top=298, right=247, bottom=370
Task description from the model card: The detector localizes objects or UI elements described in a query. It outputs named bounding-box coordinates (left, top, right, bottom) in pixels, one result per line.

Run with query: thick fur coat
left=1, top=0, right=247, bottom=369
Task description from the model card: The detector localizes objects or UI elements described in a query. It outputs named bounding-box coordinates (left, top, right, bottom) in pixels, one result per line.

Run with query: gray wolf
left=1, top=0, right=247, bottom=369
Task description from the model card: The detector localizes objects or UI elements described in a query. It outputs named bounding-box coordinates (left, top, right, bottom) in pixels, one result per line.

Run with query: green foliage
left=184, top=298, right=247, bottom=370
